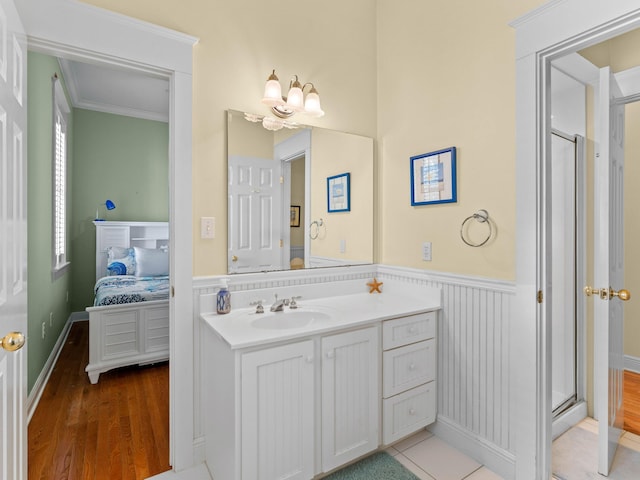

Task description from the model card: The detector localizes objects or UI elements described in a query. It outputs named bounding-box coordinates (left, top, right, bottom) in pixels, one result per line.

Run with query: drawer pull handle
left=408, top=326, right=417, bottom=334
left=409, top=408, right=416, bottom=416
left=409, top=363, right=416, bottom=371
left=306, top=356, right=314, bottom=363
left=326, top=350, right=334, bottom=359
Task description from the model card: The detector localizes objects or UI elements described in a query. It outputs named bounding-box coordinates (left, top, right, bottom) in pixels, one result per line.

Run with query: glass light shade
left=105, top=199, right=116, bottom=210
left=261, top=71, right=284, bottom=107
left=286, top=85, right=304, bottom=112
left=304, top=91, right=324, bottom=117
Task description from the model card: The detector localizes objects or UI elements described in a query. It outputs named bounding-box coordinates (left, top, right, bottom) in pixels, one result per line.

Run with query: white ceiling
left=59, top=58, right=169, bottom=123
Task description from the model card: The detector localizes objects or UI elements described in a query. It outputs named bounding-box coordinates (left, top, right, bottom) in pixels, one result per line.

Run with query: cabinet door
left=321, top=326, right=379, bottom=472
left=241, top=341, right=314, bottom=480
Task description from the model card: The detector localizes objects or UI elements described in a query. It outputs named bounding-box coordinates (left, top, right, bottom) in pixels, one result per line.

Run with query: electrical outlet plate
left=422, top=241, right=432, bottom=261
left=42, top=322, right=46, bottom=339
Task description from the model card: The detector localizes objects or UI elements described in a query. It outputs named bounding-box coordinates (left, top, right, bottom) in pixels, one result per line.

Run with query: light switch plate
left=340, top=239, right=346, bottom=253
left=201, top=217, right=215, bottom=239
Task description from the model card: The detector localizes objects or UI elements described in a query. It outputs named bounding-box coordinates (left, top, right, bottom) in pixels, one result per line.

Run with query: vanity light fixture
left=261, top=69, right=325, bottom=119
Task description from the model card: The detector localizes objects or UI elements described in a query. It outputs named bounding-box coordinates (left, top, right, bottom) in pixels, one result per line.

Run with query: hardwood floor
left=625, top=369, right=640, bottom=436
left=28, top=321, right=170, bottom=480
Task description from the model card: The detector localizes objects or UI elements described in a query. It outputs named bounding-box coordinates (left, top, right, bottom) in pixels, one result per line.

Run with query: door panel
left=0, top=0, right=26, bottom=477
left=228, top=155, right=282, bottom=273
left=594, top=66, right=625, bottom=475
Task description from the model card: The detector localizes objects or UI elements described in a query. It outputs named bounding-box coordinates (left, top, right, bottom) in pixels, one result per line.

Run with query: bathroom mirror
left=227, top=109, right=374, bottom=274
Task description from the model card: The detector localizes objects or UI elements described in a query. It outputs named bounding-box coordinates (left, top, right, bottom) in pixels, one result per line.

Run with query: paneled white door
left=594, top=66, right=627, bottom=476
left=0, top=0, right=27, bottom=477
left=228, top=155, right=282, bottom=273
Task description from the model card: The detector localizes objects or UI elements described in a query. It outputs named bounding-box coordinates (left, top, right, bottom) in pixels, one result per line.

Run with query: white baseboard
left=27, top=312, right=87, bottom=422
left=625, top=355, right=640, bottom=373
left=429, top=416, right=515, bottom=480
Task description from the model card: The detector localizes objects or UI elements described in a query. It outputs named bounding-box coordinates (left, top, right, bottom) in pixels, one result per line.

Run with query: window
left=52, top=75, right=70, bottom=278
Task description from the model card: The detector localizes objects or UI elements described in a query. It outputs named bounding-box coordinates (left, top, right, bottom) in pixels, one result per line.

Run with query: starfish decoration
left=367, top=278, right=383, bottom=294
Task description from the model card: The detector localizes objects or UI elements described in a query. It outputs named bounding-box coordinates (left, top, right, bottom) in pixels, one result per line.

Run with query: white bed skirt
left=85, top=299, right=169, bottom=384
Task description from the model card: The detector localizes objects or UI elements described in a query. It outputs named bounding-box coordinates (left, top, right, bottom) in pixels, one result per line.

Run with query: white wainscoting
left=377, top=265, right=516, bottom=479
left=192, top=264, right=516, bottom=477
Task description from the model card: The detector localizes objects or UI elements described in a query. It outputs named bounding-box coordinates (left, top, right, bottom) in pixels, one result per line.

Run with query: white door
left=241, top=341, right=314, bottom=480
left=228, top=155, right=282, bottom=273
left=321, top=327, right=379, bottom=473
left=0, top=0, right=27, bottom=478
left=592, top=66, right=628, bottom=475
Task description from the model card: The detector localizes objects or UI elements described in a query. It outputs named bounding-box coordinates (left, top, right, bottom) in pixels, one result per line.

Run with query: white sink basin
left=251, top=310, right=331, bottom=330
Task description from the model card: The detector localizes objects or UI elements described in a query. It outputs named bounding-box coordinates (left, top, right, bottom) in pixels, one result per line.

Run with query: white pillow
left=107, top=246, right=132, bottom=262
left=134, top=247, right=169, bottom=277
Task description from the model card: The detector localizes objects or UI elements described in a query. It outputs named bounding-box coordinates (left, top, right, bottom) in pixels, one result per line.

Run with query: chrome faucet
left=270, top=294, right=289, bottom=312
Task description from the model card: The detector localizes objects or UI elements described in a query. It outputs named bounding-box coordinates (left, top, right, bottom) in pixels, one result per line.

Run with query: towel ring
left=309, top=218, right=324, bottom=240
left=460, top=209, right=492, bottom=247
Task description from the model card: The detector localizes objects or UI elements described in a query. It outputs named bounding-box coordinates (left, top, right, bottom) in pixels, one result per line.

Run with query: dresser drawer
left=383, top=339, right=435, bottom=398
left=383, top=382, right=436, bottom=445
left=382, top=312, right=436, bottom=350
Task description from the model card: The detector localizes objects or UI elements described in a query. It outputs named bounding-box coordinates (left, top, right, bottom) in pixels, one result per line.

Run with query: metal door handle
left=610, top=288, right=631, bottom=301
left=1, top=332, right=25, bottom=352
left=584, top=286, right=608, bottom=299
left=231, top=255, right=238, bottom=262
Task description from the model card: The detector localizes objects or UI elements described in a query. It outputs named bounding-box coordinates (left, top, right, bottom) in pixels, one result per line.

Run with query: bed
left=85, top=221, right=170, bottom=384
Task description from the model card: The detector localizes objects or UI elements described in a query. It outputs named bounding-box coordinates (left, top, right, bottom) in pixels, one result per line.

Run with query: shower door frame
left=550, top=129, right=587, bottom=420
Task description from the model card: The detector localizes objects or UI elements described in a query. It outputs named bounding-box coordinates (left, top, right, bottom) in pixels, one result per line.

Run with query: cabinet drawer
left=383, top=339, right=435, bottom=398
left=383, top=382, right=436, bottom=445
left=383, top=312, right=436, bottom=350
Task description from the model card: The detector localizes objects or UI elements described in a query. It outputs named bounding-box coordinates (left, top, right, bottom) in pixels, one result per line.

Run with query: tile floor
left=385, top=430, right=504, bottom=480
left=552, top=417, right=640, bottom=479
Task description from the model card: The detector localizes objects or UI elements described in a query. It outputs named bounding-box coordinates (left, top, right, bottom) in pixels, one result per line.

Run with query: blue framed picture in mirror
left=327, top=172, right=350, bottom=213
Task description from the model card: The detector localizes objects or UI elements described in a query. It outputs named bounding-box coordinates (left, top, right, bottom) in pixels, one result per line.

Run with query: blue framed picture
left=410, top=147, right=457, bottom=206
left=327, top=172, right=351, bottom=212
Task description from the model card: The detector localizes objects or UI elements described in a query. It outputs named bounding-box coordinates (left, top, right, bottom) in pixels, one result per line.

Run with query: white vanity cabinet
left=321, top=326, right=379, bottom=472
left=241, top=340, right=315, bottom=480
left=382, top=311, right=437, bottom=445
left=202, top=323, right=380, bottom=480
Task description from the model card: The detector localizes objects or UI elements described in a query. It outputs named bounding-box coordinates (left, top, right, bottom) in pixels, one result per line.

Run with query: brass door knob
left=231, top=255, right=238, bottom=262
left=610, top=288, right=631, bottom=301
left=1, top=332, right=25, bottom=352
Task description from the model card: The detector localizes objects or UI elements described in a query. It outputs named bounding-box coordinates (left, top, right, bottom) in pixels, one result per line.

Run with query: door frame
left=512, top=1, right=640, bottom=478
left=18, top=0, right=197, bottom=472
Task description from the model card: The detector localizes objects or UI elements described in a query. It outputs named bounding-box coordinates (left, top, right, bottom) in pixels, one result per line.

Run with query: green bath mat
left=323, top=451, right=419, bottom=480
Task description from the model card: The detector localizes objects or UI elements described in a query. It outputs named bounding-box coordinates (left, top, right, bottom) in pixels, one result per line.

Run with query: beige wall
left=82, top=0, right=548, bottom=280
left=83, top=0, right=378, bottom=275
left=376, top=0, right=545, bottom=280
left=309, top=129, right=374, bottom=263
left=290, top=160, right=305, bottom=248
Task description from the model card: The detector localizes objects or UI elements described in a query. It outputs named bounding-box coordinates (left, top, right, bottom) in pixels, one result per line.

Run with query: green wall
left=27, top=51, right=73, bottom=394
left=70, top=109, right=169, bottom=311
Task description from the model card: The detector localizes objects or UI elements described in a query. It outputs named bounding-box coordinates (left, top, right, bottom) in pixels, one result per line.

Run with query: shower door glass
left=551, top=131, right=578, bottom=414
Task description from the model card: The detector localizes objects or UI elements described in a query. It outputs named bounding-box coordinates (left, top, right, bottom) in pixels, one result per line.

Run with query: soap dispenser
left=216, top=279, right=231, bottom=314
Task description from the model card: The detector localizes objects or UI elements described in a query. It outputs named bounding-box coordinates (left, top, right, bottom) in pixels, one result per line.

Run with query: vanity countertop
left=201, top=292, right=440, bottom=350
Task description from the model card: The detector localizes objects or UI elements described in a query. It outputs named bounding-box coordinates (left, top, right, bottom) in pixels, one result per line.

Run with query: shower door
left=551, top=130, right=582, bottom=415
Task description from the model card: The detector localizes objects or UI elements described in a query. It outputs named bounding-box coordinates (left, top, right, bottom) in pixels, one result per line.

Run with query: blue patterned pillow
left=107, top=250, right=136, bottom=275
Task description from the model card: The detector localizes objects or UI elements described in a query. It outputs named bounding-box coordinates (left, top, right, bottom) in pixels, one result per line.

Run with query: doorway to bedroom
left=27, top=52, right=172, bottom=477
